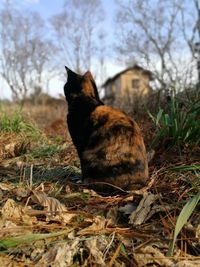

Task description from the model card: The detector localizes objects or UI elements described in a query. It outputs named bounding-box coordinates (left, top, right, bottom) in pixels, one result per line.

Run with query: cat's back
left=81, top=105, right=149, bottom=190
left=91, top=105, right=140, bottom=130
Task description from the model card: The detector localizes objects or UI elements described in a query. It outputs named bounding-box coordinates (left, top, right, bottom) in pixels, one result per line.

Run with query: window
left=132, top=79, right=140, bottom=89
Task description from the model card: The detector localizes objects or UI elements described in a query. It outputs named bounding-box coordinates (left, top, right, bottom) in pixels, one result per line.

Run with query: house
left=102, top=65, right=153, bottom=108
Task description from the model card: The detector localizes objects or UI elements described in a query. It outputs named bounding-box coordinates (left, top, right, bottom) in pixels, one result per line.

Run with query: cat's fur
left=64, top=67, right=149, bottom=191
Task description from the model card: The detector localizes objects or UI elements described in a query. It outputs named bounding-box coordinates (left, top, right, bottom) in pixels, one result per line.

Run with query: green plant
left=0, top=111, right=40, bottom=138
left=148, top=96, right=200, bottom=150
left=0, top=230, right=70, bottom=250
left=30, top=143, right=60, bottom=158
left=167, top=190, right=200, bottom=256
left=168, top=164, right=200, bottom=171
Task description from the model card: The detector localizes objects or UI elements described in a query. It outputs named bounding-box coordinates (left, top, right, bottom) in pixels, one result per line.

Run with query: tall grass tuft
left=0, top=111, right=41, bottom=139
left=148, top=95, right=200, bottom=151
left=30, top=143, right=60, bottom=158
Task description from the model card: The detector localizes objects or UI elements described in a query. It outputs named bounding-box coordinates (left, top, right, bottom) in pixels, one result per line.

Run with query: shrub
left=148, top=96, right=200, bottom=151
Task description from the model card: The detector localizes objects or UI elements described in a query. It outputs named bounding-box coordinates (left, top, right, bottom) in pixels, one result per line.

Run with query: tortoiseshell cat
left=64, top=67, right=149, bottom=191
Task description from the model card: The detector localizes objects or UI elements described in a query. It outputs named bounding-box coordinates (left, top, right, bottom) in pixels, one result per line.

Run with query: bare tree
left=0, top=4, right=57, bottom=101
left=96, top=31, right=108, bottom=86
left=181, top=1, right=200, bottom=55
left=51, top=0, right=105, bottom=73
left=180, top=0, right=200, bottom=85
left=114, top=0, right=194, bottom=90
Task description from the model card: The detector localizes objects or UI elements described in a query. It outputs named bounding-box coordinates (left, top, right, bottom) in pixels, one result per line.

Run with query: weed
left=166, top=164, right=200, bottom=256
left=167, top=190, right=200, bottom=256
left=168, top=164, right=200, bottom=171
left=30, top=143, right=60, bottom=159
left=171, top=164, right=200, bottom=191
left=0, top=111, right=40, bottom=139
left=0, top=230, right=70, bottom=250
left=148, top=96, right=200, bottom=151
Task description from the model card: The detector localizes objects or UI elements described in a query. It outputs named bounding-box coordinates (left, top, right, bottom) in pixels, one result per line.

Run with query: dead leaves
left=2, top=198, right=35, bottom=226
left=0, top=179, right=199, bottom=266
left=36, top=240, right=80, bottom=267
left=85, top=235, right=109, bottom=266
left=30, top=190, right=76, bottom=224
left=134, top=245, right=200, bottom=267
left=0, top=198, right=36, bottom=239
left=0, top=254, right=27, bottom=267
left=36, top=234, right=110, bottom=267
left=0, top=182, right=76, bottom=227
left=1, top=140, right=30, bottom=159
left=134, top=245, right=174, bottom=267
left=129, top=192, right=161, bottom=225
left=78, top=216, right=112, bottom=235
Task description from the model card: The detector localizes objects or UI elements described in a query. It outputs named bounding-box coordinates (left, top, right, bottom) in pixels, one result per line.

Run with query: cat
left=64, top=67, right=149, bottom=191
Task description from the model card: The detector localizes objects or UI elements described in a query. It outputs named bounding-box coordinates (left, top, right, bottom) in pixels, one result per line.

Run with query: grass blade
left=0, top=230, right=70, bottom=250
left=168, top=165, right=200, bottom=171
left=166, top=191, right=200, bottom=256
left=156, top=109, right=163, bottom=126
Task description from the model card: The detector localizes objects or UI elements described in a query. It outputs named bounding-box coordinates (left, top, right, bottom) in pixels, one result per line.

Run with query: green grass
left=148, top=96, right=200, bottom=151
left=0, top=111, right=40, bottom=139
left=0, top=230, right=71, bottom=250
left=29, top=143, right=60, bottom=159
left=167, top=190, right=200, bottom=256
left=168, top=164, right=200, bottom=171
left=166, top=164, right=200, bottom=256
left=0, top=110, right=61, bottom=160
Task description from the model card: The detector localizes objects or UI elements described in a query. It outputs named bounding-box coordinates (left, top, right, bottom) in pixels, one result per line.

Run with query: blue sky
left=9, top=0, right=115, bottom=18
left=1, top=0, right=64, bottom=18
left=1, top=0, right=116, bottom=27
left=0, top=0, right=122, bottom=99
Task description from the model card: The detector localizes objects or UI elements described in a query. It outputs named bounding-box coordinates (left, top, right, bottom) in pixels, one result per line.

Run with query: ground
left=0, top=102, right=199, bottom=267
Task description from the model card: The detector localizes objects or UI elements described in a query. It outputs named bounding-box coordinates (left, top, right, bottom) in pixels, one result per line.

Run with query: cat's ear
left=65, top=66, right=77, bottom=80
left=84, top=71, right=94, bottom=81
left=65, top=66, right=70, bottom=72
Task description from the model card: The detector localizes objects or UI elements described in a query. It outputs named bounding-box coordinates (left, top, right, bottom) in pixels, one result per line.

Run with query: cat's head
left=64, top=67, right=101, bottom=105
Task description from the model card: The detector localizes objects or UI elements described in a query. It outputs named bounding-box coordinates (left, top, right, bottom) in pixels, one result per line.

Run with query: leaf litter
left=0, top=116, right=199, bottom=266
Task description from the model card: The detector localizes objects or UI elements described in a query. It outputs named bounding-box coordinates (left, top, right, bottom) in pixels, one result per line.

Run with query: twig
left=103, top=232, right=116, bottom=260
left=109, top=242, right=122, bottom=267
left=29, top=164, right=33, bottom=189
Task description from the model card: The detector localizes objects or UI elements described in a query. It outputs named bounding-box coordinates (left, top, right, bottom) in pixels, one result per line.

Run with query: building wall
left=103, top=69, right=152, bottom=110
left=114, top=78, right=121, bottom=95
left=104, top=84, right=112, bottom=97
left=104, top=82, right=117, bottom=97
left=120, top=69, right=150, bottom=97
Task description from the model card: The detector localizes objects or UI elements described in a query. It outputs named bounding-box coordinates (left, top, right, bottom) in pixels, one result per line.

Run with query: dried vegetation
left=0, top=101, right=199, bottom=266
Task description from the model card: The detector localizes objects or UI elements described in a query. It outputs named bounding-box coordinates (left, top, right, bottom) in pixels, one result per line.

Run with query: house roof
left=102, top=65, right=153, bottom=87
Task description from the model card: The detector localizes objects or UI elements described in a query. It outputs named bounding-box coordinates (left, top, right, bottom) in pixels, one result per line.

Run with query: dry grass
left=0, top=103, right=199, bottom=266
